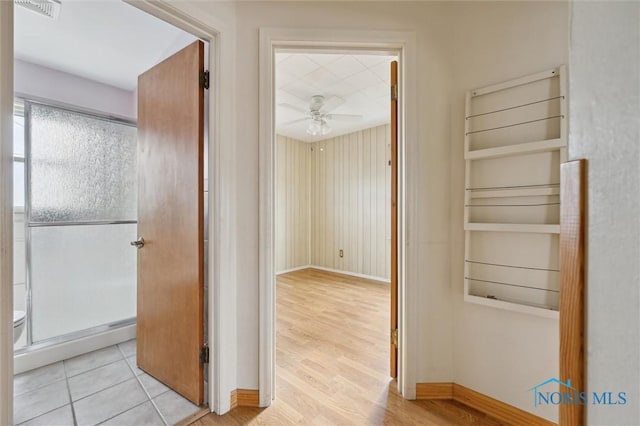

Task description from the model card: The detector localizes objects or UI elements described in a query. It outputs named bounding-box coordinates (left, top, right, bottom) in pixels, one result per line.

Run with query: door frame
left=0, top=0, right=239, bottom=418
left=259, top=28, right=418, bottom=406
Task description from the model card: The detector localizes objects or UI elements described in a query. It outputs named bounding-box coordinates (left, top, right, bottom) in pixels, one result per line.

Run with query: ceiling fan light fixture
left=306, top=119, right=331, bottom=137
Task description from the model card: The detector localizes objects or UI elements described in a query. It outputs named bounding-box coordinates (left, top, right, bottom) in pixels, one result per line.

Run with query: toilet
left=13, top=310, right=25, bottom=344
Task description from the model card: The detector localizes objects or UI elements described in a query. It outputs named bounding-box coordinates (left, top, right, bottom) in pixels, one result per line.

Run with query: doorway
left=3, top=3, right=216, bottom=423
left=273, top=51, right=398, bottom=418
left=259, top=27, right=416, bottom=406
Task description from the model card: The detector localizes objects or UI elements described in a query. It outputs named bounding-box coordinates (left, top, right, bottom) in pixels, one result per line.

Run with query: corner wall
left=569, top=2, right=640, bottom=423
left=275, top=125, right=391, bottom=281
left=275, top=134, right=310, bottom=272
left=311, top=125, right=391, bottom=281
left=448, top=2, right=569, bottom=422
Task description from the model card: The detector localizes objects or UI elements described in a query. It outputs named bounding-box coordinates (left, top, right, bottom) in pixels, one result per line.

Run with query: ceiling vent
left=15, top=0, right=61, bottom=19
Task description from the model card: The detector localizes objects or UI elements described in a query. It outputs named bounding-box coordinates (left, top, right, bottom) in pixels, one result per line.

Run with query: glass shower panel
left=30, top=224, right=137, bottom=342
left=28, top=104, right=137, bottom=223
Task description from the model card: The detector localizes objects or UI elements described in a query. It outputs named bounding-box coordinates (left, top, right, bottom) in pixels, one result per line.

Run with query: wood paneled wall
left=275, top=125, right=391, bottom=281
left=275, top=135, right=311, bottom=272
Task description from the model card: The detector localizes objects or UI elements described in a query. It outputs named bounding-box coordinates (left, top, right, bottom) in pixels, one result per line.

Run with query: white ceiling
left=276, top=52, right=397, bottom=142
left=14, top=0, right=197, bottom=91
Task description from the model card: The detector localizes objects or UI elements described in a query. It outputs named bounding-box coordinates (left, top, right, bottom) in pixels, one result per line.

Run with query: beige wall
left=231, top=0, right=454, bottom=389
left=175, top=1, right=572, bottom=409
left=276, top=125, right=391, bottom=281
left=447, top=2, right=568, bottom=422
left=275, top=135, right=310, bottom=272
left=311, top=125, right=391, bottom=280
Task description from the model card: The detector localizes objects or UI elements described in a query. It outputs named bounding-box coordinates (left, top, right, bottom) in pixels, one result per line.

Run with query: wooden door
left=390, top=60, right=398, bottom=378
left=136, top=41, right=205, bottom=405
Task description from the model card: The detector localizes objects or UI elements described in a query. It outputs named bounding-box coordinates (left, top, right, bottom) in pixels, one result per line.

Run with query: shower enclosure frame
left=17, top=97, right=138, bottom=352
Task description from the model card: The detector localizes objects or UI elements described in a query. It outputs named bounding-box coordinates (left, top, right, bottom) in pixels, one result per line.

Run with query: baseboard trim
left=416, top=382, right=453, bottom=399
left=230, top=389, right=260, bottom=409
left=275, top=265, right=311, bottom=275
left=416, top=382, right=555, bottom=426
left=306, top=265, right=390, bottom=284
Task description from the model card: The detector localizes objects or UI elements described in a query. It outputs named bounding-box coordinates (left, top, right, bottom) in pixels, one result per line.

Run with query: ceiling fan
left=279, top=95, right=363, bottom=137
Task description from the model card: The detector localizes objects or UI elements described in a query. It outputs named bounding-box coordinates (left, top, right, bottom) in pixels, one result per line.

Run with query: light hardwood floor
left=193, top=269, right=504, bottom=425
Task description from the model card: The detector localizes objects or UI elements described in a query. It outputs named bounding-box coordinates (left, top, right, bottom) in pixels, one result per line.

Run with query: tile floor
left=14, top=340, right=202, bottom=426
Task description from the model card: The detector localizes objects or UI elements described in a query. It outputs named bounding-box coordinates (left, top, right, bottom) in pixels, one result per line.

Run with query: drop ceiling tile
left=354, top=54, right=390, bottom=68
left=360, top=82, right=389, bottom=99
left=276, top=53, right=292, bottom=64
left=322, top=80, right=361, bottom=99
left=279, top=55, right=320, bottom=78
left=275, top=71, right=297, bottom=89
left=305, top=67, right=341, bottom=90
left=370, top=61, right=393, bottom=84
left=322, top=96, right=346, bottom=112
left=282, top=79, right=318, bottom=101
left=342, top=69, right=383, bottom=92
left=323, top=55, right=367, bottom=79
left=275, top=89, right=305, bottom=107
left=307, top=54, right=344, bottom=67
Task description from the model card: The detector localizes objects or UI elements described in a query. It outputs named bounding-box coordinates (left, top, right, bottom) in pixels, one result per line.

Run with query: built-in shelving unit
left=463, top=66, right=567, bottom=318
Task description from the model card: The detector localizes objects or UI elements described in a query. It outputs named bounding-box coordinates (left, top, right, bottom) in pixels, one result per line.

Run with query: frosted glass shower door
left=30, top=225, right=137, bottom=341
left=26, top=102, right=137, bottom=343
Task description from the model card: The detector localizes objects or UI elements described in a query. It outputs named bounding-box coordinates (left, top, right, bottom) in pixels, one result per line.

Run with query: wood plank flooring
left=193, top=269, right=504, bottom=425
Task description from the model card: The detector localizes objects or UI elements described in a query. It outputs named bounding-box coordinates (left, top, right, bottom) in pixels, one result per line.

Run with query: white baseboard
left=14, top=324, right=136, bottom=374
left=275, top=265, right=311, bottom=275
left=307, top=265, right=390, bottom=284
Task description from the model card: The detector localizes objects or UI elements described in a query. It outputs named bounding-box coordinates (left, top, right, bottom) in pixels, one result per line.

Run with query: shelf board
left=465, top=223, right=560, bottom=234
left=468, top=186, right=560, bottom=199
left=465, top=138, right=565, bottom=160
left=464, top=293, right=559, bottom=319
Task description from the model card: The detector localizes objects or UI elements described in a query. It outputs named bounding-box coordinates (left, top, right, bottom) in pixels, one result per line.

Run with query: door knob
left=130, top=237, right=145, bottom=249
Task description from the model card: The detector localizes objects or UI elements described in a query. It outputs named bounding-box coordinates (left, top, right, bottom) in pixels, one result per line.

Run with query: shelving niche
left=463, top=66, right=567, bottom=318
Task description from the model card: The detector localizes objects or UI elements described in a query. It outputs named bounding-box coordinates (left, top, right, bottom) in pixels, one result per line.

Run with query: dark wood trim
left=559, top=159, right=587, bottom=426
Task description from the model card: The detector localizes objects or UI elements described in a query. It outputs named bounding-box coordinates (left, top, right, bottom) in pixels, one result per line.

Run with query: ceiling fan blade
left=326, top=113, right=363, bottom=122
left=279, top=117, right=309, bottom=127
left=278, top=103, right=309, bottom=114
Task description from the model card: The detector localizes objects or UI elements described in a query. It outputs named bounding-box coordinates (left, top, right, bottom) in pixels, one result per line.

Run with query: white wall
left=311, top=125, right=391, bottom=280
left=275, top=135, right=310, bottom=272
left=15, top=59, right=136, bottom=121
left=569, top=2, right=640, bottom=424
left=448, top=2, right=568, bottom=422
left=176, top=1, right=572, bottom=408
left=233, top=1, right=454, bottom=389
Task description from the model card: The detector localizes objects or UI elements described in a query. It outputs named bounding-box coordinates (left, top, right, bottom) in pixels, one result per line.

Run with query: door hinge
left=200, top=70, right=210, bottom=90
left=199, top=344, right=209, bottom=364
left=391, top=84, right=398, bottom=101
left=391, top=329, right=398, bottom=347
